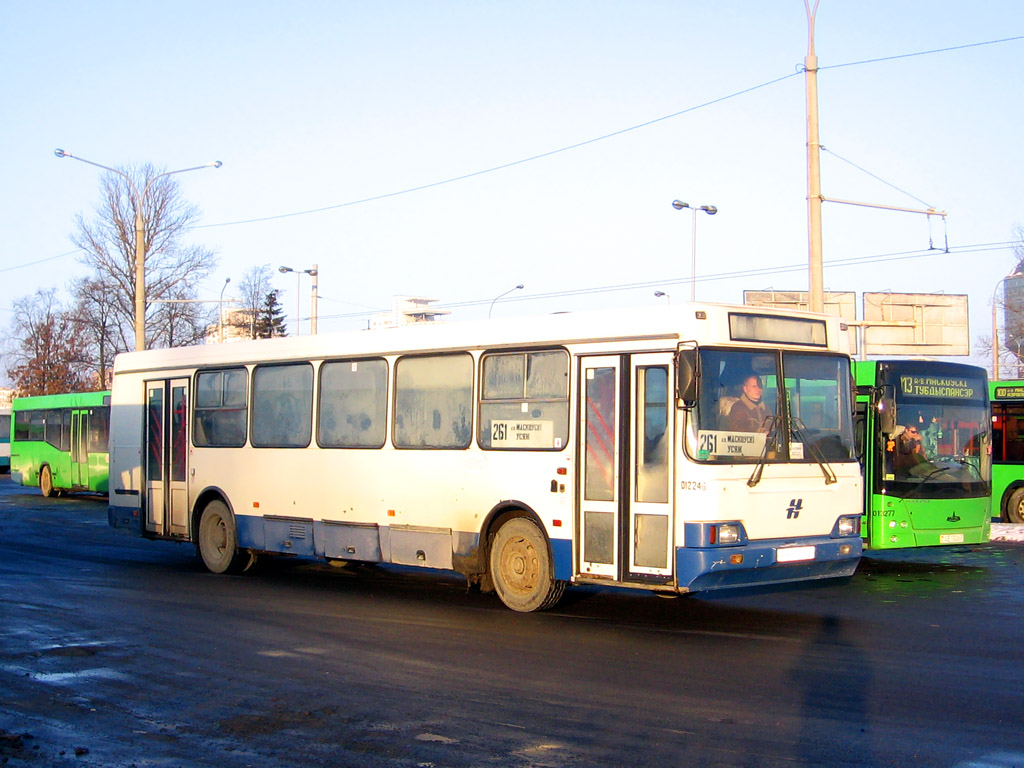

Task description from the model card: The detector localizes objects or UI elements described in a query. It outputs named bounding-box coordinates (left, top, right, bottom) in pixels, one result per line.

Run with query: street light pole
left=488, top=284, right=524, bottom=318
left=279, top=265, right=318, bottom=335
left=310, top=264, right=319, bottom=335
left=671, top=200, right=718, bottom=302
left=218, top=277, right=231, bottom=343
left=54, top=149, right=222, bottom=351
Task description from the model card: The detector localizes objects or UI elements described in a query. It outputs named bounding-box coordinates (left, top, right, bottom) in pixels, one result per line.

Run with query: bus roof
left=112, top=302, right=850, bottom=375
left=11, top=391, right=111, bottom=410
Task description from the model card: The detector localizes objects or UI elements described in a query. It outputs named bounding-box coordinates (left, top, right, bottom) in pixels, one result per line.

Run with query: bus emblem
left=787, top=499, right=803, bottom=519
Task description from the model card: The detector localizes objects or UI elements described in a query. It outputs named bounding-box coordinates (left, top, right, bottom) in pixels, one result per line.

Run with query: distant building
left=205, top=307, right=257, bottom=344
left=0, top=388, right=14, bottom=408
left=370, top=297, right=450, bottom=330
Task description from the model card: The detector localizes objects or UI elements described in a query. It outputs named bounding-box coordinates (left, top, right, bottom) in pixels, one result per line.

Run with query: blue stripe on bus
left=675, top=534, right=861, bottom=592
left=551, top=536, right=572, bottom=581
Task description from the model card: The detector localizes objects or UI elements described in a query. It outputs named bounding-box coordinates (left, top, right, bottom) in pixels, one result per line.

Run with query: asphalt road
left=1, top=476, right=1022, bottom=768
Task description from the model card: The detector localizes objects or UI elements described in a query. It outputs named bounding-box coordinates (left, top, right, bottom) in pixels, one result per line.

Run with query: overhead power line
left=315, top=241, right=1017, bottom=321
left=197, top=35, right=1023, bottom=230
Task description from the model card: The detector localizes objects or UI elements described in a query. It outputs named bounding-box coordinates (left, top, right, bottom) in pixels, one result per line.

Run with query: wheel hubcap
left=503, top=536, right=539, bottom=593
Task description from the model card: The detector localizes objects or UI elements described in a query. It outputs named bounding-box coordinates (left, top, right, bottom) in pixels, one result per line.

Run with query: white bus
left=107, top=303, right=863, bottom=611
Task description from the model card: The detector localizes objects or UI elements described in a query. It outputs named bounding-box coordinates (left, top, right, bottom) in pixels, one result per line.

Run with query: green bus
left=853, top=360, right=990, bottom=548
left=989, top=380, right=1024, bottom=522
left=11, top=391, right=111, bottom=496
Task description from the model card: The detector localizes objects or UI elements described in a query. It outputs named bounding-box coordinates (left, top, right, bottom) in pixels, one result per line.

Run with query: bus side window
left=394, top=354, right=473, bottom=449
left=479, top=349, right=568, bottom=450
left=194, top=368, right=248, bottom=448
left=318, top=358, right=388, bottom=449
left=251, top=363, right=313, bottom=448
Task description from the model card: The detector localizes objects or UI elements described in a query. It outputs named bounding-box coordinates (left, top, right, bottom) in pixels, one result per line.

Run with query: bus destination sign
left=994, top=385, right=1024, bottom=400
left=899, top=375, right=981, bottom=400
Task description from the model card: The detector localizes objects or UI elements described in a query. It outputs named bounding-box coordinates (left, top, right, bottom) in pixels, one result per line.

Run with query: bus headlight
left=716, top=523, right=740, bottom=545
left=836, top=516, right=860, bottom=537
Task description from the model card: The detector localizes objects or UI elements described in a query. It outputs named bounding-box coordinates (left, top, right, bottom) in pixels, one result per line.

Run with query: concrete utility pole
left=54, top=149, right=221, bottom=350
left=804, top=0, right=824, bottom=314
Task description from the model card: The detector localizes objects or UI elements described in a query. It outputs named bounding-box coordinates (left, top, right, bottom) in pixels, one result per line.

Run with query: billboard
left=861, top=292, right=969, bottom=356
left=742, top=291, right=858, bottom=353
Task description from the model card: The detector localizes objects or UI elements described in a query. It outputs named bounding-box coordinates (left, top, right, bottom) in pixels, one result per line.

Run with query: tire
left=39, top=466, right=55, bottom=498
left=198, top=500, right=252, bottom=574
left=489, top=517, right=566, bottom=612
left=1006, top=487, right=1024, bottom=524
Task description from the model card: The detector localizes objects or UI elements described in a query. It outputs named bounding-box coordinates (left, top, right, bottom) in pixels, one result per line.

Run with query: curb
left=990, top=523, right=1024, bottom=542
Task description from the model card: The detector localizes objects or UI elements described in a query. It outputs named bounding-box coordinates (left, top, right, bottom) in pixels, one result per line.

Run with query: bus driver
left=727, top=374, right=771, bottom=432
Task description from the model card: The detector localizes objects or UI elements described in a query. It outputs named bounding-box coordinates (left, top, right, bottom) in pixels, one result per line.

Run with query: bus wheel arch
left=193, top=491, right=255, bottom=574
left=1004, top=485, right=1024, bottom=524
left=485, top=508, right=566, bottom=612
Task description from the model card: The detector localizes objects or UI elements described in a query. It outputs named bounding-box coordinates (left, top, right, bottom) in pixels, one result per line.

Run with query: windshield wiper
left=747, top=416, right=779, bottom=488
left=902, top=464, right=957, bottom=500
left=791, top=417, right=837, bottom=485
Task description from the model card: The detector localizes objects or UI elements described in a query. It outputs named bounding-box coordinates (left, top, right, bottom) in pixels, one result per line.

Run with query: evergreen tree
left=255, top=290, right=288, bottom=339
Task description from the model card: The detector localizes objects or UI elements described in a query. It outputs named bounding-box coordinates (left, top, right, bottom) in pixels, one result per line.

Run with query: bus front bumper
left=675, top=534, right=862, bottom=593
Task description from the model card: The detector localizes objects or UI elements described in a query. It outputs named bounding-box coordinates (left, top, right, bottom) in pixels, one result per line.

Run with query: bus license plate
left=939, top=533, right=965, bottom=544
left=776, top=545, right=815, bottom=563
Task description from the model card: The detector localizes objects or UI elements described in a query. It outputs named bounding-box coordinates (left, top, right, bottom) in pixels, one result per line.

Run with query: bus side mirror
left=677, top=349, right=697, bottom=406
left=877, top=396, right=897, bottom=435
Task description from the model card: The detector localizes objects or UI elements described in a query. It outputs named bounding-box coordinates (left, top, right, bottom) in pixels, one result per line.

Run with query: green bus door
left=70, top=409, right=90, bottom=489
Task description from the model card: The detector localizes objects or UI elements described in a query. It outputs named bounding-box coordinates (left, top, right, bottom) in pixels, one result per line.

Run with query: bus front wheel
left=198, top=500, right=252, bottom=575
left=1006, top=488, right=1024, bottom=524
left=39, top=466, right=55, bottom=498
left=489, top=518, right=565, bottom=612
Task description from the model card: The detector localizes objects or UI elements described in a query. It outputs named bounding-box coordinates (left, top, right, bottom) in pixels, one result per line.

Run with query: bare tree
left=227, top=265, right=288, bottom=340
left=70, top=163, right=218, bottom=350
left=70, top=275, right=122, bottom=388
left=994, top=225, right=1024, bottom=376
left=6, top=288, right=93, bottom=395
left=229, top=264, right=274, bottom=339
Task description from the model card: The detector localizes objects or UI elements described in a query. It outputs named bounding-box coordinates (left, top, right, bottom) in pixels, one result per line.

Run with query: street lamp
left=993, top=269, right=1024, bottom=379
left=279, top=264, right=319, bottom=335
left=488, top=284, right=524, bottom=318
left=218, top=277, right=231, bottom=343
left=54, top=148, right=222, bottom=351
left=671, top=200, right=718, bottom=302
left=654, top=291, right=670, bottom=304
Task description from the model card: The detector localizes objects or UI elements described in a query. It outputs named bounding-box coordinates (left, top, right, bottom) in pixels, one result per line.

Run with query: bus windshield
left=692, top=349, right=855, bottom=464
left=882, top=369, right=990, bottom=496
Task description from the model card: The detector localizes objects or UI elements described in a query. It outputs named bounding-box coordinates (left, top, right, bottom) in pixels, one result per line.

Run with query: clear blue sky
left=1, top=2, right=1021, bottom=371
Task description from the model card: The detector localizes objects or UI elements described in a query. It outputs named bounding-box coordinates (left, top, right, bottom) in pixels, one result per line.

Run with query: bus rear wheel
left=39, top=466, right=55, bottom=498
left=489, top=518, right=565, bottom=612
left=1006, top=488, right=1024, bottom=524
left=198, top=500, right=252, bottom=575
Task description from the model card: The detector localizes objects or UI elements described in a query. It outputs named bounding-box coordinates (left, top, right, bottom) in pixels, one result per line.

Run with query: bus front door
left=145, top=379, right=190, bottom=539
left=70, top=409, right=89, bottom=489
left=579, top=354, right=674, bottom=584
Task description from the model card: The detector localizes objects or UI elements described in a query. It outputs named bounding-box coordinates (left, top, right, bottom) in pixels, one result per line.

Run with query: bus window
left=394, top=354, right=472, bottom=449
left=636, top=366, right=669, bottom=503
left=44, top=409, right=64, bottom=448
left=478, top=350, right=568, bottom=450
left=88, top=407, right=110, bottom=453
left=251, top=363, right=313, bottom=448
left=194, top=368, right=248, bottom=447
left=318, top=358, right=388, bottom=448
